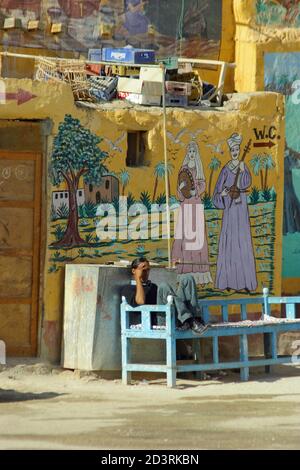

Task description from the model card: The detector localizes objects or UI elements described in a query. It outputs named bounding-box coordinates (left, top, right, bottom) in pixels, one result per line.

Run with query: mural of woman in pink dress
left=172, top=141, right=212, bottom=286
left=213, top=133, right=258, bottom=293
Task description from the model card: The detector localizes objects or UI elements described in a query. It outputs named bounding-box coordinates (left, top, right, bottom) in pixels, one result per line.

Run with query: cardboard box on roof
left=119, top=93, right=161, bottom=106
left=140, top=67, right=164, bottom=83
left=117, top=77, right=162, bottom=96
left=117, top=77, right=162, bottom=106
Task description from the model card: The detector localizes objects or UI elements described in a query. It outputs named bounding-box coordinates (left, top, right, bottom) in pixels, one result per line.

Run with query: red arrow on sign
left=0, top=89, right=37, bottom=105
left=253, top=141, right=276, bottom=149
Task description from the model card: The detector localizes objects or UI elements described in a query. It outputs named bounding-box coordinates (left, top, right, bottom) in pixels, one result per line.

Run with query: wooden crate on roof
left=56, top=59, right=87, bottom=81
left=35, top=57, right=94, bottom=101
left=70, top=79, right=94, bottom=102
left=34, top=57, right=61, bottom=83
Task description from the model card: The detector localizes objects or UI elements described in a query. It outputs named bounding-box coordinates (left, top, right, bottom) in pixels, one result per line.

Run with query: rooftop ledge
left=0, top=78, right=284, bottom=120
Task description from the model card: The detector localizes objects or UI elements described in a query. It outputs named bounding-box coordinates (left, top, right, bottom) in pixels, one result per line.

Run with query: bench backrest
left=121, top=296, right=174, bottom=333
left=121, top=295, right=265, bottom=330
left=263, top=288, right=300, bottom=320
left=121, top=290, right=300, bottom=331
left=198, top=297, right=265, bottom=323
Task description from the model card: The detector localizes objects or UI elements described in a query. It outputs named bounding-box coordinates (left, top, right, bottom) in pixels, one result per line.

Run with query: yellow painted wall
left=234, top=1, right=300, bottom=295
left=195, top=0, right=235, bottom=92
left=0, top=78, right=285, bottom=361
left=234, top=0, right=300, bottom=92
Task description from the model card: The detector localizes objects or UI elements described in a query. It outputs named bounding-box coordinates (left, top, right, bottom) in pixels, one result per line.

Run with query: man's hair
left=131, top=257, right=149, bottom=270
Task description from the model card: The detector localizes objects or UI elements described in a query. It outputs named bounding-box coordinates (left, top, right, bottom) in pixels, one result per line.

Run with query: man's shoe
left=176, top=320, right=191, bottom=331
left=190, top=320, right=209, bottom=335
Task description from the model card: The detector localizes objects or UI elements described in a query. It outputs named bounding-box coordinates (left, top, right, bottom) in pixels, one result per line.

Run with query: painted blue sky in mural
left=265, top=52, right=300, bottom=152
left=265, top=51, right=300, bottom=83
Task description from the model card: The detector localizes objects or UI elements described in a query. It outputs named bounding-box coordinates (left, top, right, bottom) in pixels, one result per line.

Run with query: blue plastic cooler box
left=88, top=49, right=102, bottom=62
left=102, top=47, right=155, bottom=64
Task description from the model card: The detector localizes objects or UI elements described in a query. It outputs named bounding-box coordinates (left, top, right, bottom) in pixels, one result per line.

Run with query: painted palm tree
left=263, top=154, right=276, bottom=189
left=250, top=155, right=265, bottom=190
left=119, top=169, right=130, bottom=196
left=153, top=161, right=174, bottom=202
left=208, top=156, right=221, bottom=196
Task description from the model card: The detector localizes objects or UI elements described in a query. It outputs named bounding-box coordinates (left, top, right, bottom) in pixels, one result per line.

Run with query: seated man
left=121, top=257, right=208, bottom=334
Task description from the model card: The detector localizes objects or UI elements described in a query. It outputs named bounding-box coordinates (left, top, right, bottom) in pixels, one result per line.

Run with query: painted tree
left=152, top=161, right=174, bottom=202
left=263, top=154, right=276, bottom=189
left=208, top=156, right=221, bottom=197
left=250, top=155, right=265, bottom=190
left=119, top=169, right=131, bottom=196
left=50, top=115, right=108, bottom=248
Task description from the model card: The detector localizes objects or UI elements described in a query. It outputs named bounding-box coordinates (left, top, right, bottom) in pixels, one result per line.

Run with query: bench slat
left=176, top=356, right=300, bottom=372
left=199, top=297, right=264, bottom=307
left=286, top=304, right=296, bottom=320
left=202, top=305, right=210, bottom=324
left=241, top=304, right=247, bottom=321
left=268, top=297, right=300, bottom=304
left=222, top=305, right=229, bottom=323
left=142, top=310, right=151, bottom=332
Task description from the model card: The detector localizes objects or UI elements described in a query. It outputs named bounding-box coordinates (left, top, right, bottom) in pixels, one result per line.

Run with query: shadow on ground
left=0, top=390, right=64, bottom=403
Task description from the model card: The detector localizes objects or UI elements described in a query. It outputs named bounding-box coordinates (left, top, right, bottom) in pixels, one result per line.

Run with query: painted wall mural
left=50, top=114, right=108, bottom=247
left=172, top=141, right=212, bottom=286
left=256, top=0, right=300, bottom=26
left=212, top=135, right=258, bottom=293
left=49, top=113, right=280, bottom=299
left=265, top=52, right=300, bottom=279
left=0, top=0, right=222, bottom=58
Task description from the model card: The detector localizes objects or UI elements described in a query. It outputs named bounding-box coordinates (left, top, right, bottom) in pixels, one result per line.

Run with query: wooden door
left=0, top=150, right=41, bottom=356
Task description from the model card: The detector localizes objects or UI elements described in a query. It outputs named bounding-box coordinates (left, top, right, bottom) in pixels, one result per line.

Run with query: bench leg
left=264, top=332, right=277, bottom=374
left=264, top=333, right=271, bottom=374
left=239, top=334, right=249, bottom=382
left=166, top=335, right=177, bottom=388
left=122, top=336, right=132, bottom=385
left=193, top=339, right=205, bottom=380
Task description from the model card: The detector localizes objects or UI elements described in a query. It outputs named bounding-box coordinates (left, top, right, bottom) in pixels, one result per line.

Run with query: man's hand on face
left=133, top=262, right=149, bottom=282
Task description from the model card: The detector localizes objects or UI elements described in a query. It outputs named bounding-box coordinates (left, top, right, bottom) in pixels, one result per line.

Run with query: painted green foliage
left=256, top=0, right=300, bottom=26
left=250, top=154, right=276, bottom=190
left=50, top=114, right=108, bottom=248
left=153, top=161, right=174, bottom=202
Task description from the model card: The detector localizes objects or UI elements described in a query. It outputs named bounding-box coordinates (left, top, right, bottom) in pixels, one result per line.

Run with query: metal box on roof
left=102, top=47, right=155, bottom=64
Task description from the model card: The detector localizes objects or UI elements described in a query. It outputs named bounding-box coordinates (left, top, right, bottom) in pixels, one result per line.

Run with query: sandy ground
left=0, top=360, right=300, bottom=450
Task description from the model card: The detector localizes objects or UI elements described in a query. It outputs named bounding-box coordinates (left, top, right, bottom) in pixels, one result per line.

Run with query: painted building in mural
left=84, top=175, right=120, bottom=204
left=0, top=0, right=299, bottom=364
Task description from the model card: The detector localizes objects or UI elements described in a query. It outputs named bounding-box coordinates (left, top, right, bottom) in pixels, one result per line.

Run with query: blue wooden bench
left=120, top=288, right=300, bottom=387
